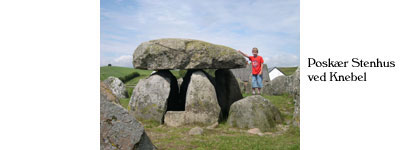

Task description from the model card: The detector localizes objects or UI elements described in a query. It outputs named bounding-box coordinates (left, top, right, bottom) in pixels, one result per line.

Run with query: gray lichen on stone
left=133, top=38, right=247, bottom=70
left=227, top=95, right=283, bottom=132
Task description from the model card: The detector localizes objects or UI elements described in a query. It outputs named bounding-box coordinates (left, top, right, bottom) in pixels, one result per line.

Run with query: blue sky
left=101, top=0, right=299, bottom=68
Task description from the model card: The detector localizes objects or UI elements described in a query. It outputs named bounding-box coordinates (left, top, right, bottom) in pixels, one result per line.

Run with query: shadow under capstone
left=153, top=70, right=183, bottom=112
left=215, top=69, right=243, bottom=122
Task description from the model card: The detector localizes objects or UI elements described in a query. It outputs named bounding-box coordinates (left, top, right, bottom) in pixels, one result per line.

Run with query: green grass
left=100, top=66, right=136, bottom=81
left=277, top=67, right=298, bottom=76
left=119, top=98, right=130, bottom=109
left=170, top=70, right=181, bottom=78
left=125, top=75, right=148, bottom=86
left=125, top=87, right=134, bottom=98
left=146, top=123, right=299, bottom=150
left=100, top=66, right=154, bottom=80
left=143, top=94, right=299, bottom=150
left=100, top=66, right=151, bottom=90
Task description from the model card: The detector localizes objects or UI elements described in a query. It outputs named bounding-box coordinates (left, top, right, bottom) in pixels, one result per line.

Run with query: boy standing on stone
left=238, top=48, right=264, bottom=95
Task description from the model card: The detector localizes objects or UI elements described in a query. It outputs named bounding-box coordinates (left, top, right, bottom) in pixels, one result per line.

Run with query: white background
left=0, top=0, right=99, bottom=149
left=301, top=0, right=400, bottom=149
left=0, top=0, right=399, bottom=149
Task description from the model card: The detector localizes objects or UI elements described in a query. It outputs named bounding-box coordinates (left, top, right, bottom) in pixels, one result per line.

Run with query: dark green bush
left=119, top=72, right=140, bottom=83
left=203, top=69, right=216, bottom=77
left=178, top=70, right=187, bottom=78
left=126, top=86, right=134, bottom=98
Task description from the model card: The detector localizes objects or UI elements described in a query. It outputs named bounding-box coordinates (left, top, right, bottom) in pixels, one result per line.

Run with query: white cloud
left=101, top=55, right=132, bottom=67
left=101, top=0, right=299, bottom=68
left=263, top=52, right=299, bottom=68
left=114, top=55, right=131, bottom=63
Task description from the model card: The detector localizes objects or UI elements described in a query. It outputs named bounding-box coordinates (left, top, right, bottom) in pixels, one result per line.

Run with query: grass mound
left=277, top=67, right=298, bottom=76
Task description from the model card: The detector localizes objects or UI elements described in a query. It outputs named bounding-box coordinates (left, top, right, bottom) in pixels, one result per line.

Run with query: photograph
left=100, top=0, right=299, bottom=149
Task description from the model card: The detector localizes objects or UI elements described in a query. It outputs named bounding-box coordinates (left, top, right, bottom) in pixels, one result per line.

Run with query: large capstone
left=103, top=76, right=128, bottom=99
left=129, top=70, right=180, bottom=124
left=132, top=38, right=247, bottom=70
left=227, top=95, right=283, bottom=132
left=100, top=84, right=156, bottom=150
left=184, top=70, right=221, bottom=125
left=215, top=69, right=243, bottom=120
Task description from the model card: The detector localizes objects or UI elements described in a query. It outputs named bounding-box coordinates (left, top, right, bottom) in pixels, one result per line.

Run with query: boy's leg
left=253, top=75, right=260, bottom=94
left=257, top=74, right=263, bottom=94
left=256, top=75, right=260, bottom=94
left=251, top=74, right=257, bottom=95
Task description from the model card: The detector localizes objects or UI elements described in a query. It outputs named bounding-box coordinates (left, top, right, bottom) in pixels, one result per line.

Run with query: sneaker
left=252, top=91, right=256, bottom=95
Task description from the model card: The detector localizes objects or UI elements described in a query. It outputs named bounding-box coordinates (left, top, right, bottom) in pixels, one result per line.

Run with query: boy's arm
left=237, top=50, right=249, bottom=58
left=259, top=63, right=263, bottom=75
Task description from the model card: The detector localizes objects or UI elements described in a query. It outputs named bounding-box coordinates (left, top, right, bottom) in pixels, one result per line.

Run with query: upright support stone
left=164, top=111, right=186, bottom=127
left=184, top=70, right=221, bottom=125
left=129, top=70, right=180, bottom=124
